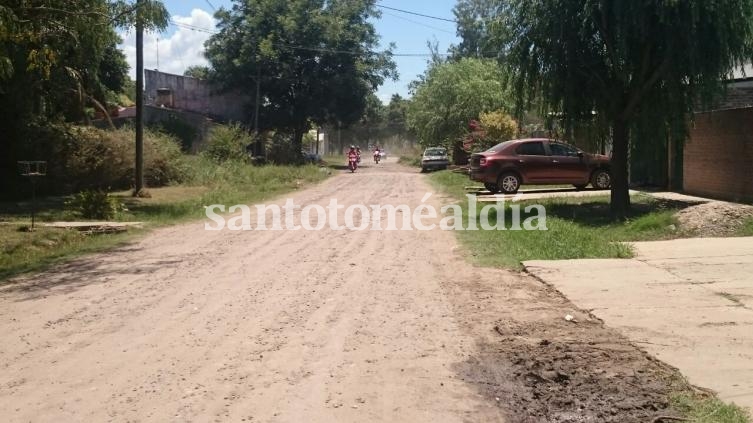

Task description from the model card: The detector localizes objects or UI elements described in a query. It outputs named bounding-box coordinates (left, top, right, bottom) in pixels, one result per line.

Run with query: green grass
left=671, top=393, right=751, bottom=423
left=429, top=171, right=683, bottom=269
left=0, top=224, right=140, bottom=280
left=0, top=158, right=330, bottom=280
left=740, top=217, right=753, bottom=236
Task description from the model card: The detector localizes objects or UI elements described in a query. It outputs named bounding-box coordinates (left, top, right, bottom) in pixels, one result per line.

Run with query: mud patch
left=443, top=272, right=687, bottom=423
left=489, top=320, right=678, bottom=422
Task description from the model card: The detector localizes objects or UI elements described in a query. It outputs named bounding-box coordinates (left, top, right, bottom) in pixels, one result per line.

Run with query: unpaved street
left=1, top=159, right=683, bottom=422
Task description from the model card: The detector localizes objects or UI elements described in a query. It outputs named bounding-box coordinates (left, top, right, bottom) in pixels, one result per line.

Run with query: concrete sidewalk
left=524, top=237, right=753, bottom=412
left=474, top=188, right=634, bottom=202
left=474, top=188, right=712, bottom=203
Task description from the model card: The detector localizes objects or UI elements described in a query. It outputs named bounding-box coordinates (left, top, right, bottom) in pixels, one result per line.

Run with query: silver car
left=421, top=147, right=450, bottom=172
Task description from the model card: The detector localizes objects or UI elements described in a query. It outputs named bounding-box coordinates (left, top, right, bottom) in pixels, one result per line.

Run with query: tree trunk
left=292, top=126, right=305, bottom=165
left=610, top=118, right=631, bottom=218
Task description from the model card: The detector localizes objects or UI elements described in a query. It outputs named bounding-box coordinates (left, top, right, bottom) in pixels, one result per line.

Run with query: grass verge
left=429, top=173, right=752, bottom=423
left=428, top=171, right=685, bottom=269
left=671, top=393, right=750, bottom=423
left=1, top=158, right=330, bottom=280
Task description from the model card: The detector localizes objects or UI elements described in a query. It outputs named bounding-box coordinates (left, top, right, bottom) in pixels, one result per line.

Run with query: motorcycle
left=348, top=155, right=358, bottom=173
left=374, top=151, right=380, bottom=164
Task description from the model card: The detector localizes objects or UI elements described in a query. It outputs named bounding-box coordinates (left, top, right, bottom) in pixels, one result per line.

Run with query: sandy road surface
left=0, top=158, right=508, bottom=422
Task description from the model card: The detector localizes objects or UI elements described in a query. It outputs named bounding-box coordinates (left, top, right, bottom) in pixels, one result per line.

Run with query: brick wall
left=684, top=107, right=753, bottom=202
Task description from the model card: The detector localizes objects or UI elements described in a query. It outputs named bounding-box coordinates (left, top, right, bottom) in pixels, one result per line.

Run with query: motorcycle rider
left=347, top=145, right=358, bottom=166
left=373, top=146, right=381, bottom=163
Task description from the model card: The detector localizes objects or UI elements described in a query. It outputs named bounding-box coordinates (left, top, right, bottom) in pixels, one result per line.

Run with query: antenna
left=156, top=35, right=160, bottom=70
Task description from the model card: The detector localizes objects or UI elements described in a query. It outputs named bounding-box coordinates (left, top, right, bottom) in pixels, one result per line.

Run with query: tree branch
left=620, top=55, right=671, bottom=120
left=593, top=1, right=626, bottom=84
left=19, top=3, right=144, bottom=25
left=18, top=6, right=110, bottom=20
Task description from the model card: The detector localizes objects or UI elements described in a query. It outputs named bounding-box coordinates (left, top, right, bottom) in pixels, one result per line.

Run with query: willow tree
left=498, top=0, right=753, bottom=217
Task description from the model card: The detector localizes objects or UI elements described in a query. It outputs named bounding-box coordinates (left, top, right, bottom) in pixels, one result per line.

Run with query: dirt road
left=0, top=159, right=684, bottom=422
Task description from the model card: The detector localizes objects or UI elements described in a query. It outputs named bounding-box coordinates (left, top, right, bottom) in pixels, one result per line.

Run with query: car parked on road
left=421, top=147, right=449, bottom=172
left=469, top=138, right=611, bottom=194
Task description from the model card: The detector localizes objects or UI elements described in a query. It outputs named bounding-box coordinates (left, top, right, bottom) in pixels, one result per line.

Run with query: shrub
left=22, top=123, right=187, bottom=194
left=151, top=115, right=198, bottom=151
left=462, top=110, right=519, bottom=153
left=66, top=190, right=123, bottom=220
left=202, top=123, right=253, bottom=162
left=480, top=110, right=518, bottom=142
left=266, top=132, right=299, bottom=164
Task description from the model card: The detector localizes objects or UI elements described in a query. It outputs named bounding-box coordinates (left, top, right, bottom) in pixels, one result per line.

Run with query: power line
left=376, top=4, right=458, bottom=24
left=380, top=10, right=455, bottom=35
left=170, top=20, right=216, bottom=33
left=167, top=21, right=465, bottom=58
left=204, top=0, right=216, bottom=11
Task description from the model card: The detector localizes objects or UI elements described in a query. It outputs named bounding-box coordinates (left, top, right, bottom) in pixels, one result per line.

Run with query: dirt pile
left=676, top=201, right=753, bottom=236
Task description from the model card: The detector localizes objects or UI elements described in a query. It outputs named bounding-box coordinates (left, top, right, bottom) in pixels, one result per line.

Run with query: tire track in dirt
left=0, top=159, right=503, bottom=422
left=0, top=159, right=685, bottom=422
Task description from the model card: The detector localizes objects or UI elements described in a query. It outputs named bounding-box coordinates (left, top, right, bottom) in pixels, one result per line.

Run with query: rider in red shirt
left=347, top=145, right=358, bottom=161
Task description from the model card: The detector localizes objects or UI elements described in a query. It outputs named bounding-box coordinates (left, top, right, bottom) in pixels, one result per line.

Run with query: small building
left=144, top=69, right=250, bottom=122
left=139, top=70, right=253, bottom=152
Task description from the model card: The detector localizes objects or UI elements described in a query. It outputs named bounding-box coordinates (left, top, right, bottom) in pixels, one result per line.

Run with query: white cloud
left=120, top=8, right=216, bottom=79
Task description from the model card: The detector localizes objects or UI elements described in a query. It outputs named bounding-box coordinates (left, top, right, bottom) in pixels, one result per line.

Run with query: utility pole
left=254, top=66, right=262, bottom=157
left=134, top=0, right=144, bottom=195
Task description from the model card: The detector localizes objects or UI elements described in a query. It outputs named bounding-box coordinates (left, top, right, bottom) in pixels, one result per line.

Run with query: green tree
left=498, top=0, right=753, bottom=217
left=205, top=0, right=397, bottom=161
left=99, top=42, right=130, bottom=94
left=184, top=65, right=209, bottom=80
left=449, top=0, right=502, bottom=59
left=406, top=57, right=511, bottom=158
left=386, top=94, right=409, bottom=134
left=351, top=93, right=387, bottom=147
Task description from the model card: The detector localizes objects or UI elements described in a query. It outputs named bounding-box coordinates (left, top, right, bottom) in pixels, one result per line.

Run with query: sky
left=119, top=0, right=460, bottom=103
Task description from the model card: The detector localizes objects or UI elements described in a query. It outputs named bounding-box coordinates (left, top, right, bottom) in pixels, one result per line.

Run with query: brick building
left=683, top=75, right=753, bottom=202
